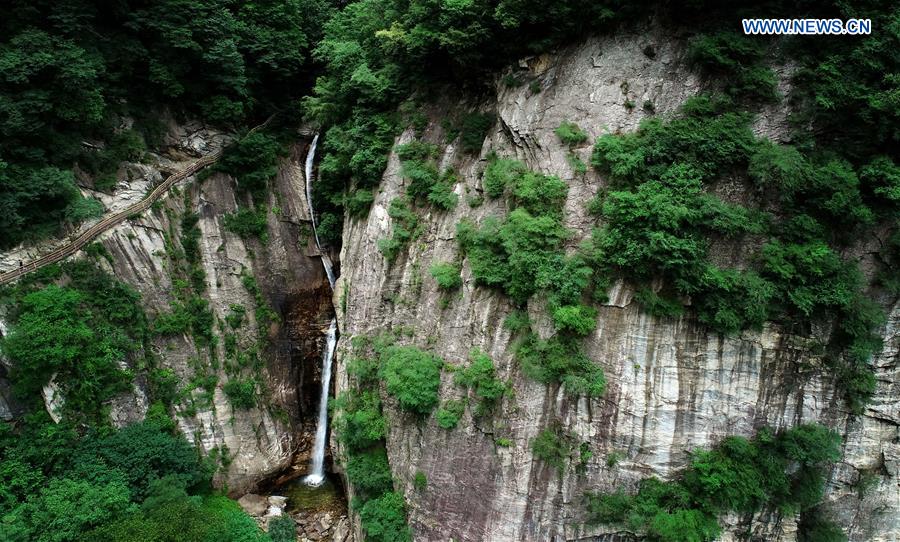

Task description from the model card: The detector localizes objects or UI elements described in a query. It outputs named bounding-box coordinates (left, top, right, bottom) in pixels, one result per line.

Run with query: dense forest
left=1, top=0, right=898, bottom=541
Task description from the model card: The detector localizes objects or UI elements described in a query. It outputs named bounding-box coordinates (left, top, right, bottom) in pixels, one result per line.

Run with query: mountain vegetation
left=1, top=0, right=897, bottom=541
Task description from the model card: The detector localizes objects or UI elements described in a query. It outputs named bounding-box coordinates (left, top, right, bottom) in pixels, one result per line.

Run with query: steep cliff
left=333, top=28, right=898, bottom=542
left=0, top=120, right=334, bottom=495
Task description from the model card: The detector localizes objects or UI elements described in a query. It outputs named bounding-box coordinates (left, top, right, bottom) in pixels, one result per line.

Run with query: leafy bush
left=552, top=304, right=598, bottom=336
left=153, top=295, right=216, bottom=346
left=346, top=188, right=376, bottom=217
left=455, top=350, right=506, bottom=415
left=458, top=209, right=570, bottom=304
left=633, top=288, right=685, bottom=319
left=378, top=198, right=420, bottom=261
left=686, top=32, right=777, bottom=101
left=401, top=158, right=440, bottom=201
left=214, top=132, right=283, bottom=202
left=503, top=311, right=532, bottom=332
left=591, top=163, right=758, bottom=289
left=316, top=212, right=344, bottom=246
left=396, top=144, right=458, bottom=212
left=223, top=378, right=257, bottom=410
left=240, top=273, right=278, bottom=331
left=588, top=92, right=886, bottom=411
left=585, top=424, right=843, bottom=542
left=436, top=400, right=465, bottom=429
left=268, top=514, right=298, bottom=542
left=225, top=304, right=246, bottom=329
left=426, top=172, right=459, bottom=210
left=3, top=476, right=134, bottom=542
left=1, top=262, right=147, bottom=421
left=555, top=121, right=588, bottom=147
left=532, top=425, right=574, bottom=475
left=693, top=267, right=774, bottom=335
left=395, top=141, right=438, bottom=162
left=332, top=391, right=387, bottom=452
left=592, top=96, right=755, bottom=184
left=483, top=157, right=527, bottom=198
left=72, top=421, right=212, bottom=501
left=429, top=262, right=462, bottom=290
left=223, top=208, right=269, bottom=242
left=0, top=415, right=245, bottom=542
left=380, top=346, right=443, bottom=416
left=2, top=285, right=133, bottom=418
left=357, top=491, right=412, bottom=542
left=510, top=172, right=568, bottom=217
left=516, top=334, right=605, bottom=397
left=346, top=449, right=394, bottom=501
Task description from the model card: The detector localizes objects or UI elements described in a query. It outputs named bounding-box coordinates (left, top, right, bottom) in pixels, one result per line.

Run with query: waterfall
left=304, top=134, right=336, bottom=289
left=303, top=134, right=337, bottom=487
left=304, top=319, right=337, bottom=486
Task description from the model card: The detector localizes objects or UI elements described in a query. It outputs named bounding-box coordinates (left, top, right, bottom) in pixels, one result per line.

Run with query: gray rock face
left=334, top=28, right=899, bottom=542
left=96, top=137, right=333, bottom=494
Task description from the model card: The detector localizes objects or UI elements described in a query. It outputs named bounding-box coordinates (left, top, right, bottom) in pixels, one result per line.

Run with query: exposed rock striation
left=334, top=27, right=898, bottom=541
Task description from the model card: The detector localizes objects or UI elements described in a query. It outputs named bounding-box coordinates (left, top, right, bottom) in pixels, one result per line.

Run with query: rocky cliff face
left=0, top=120, right=334, bottom=495
left=334, top=27, right=898, bottom=541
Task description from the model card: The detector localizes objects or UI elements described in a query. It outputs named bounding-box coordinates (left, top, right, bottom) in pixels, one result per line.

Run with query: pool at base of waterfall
left=280, top=472, right=345, bottom=514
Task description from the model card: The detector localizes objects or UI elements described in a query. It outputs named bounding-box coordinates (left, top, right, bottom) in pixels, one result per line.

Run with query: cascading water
left=304, top=319, right=337, bottom=487
left=303, top=133, right=337, bottom=487
left=304, top=134, right=335, bottom=289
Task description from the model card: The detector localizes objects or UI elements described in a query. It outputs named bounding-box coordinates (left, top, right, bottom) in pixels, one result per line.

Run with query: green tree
left=267, top=514, right=297, bottom=542
left=3, top=477, right=133, bottom=542
left=1, top=285, right=133, bottom=418
left=357, top=492, right=411, bottom=542
left=379, top=346, right=443, bottom=416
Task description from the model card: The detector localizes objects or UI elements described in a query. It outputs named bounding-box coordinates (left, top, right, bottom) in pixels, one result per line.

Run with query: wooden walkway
left=0, top=150, right=222, bottom=286
left=0, top=119, right=275, bottom=286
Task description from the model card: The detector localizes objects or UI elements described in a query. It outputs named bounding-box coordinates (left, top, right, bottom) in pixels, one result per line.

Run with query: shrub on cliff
left=552, top=304, right=598, bottom=336
left=555, top=121, right=588, bottom=147
left=223, top=208, right=269, bottom=242
left=516, top=335, right=605, bottom=397
left=213, top=132, right=283, bottom=202
left=378, top=198, right=420, bottom=262
left=585, top=424, right=843, bottom=542
left=483, top=157, right=527, bottom=198
left=223, top=378, right=257, bottom=410
left=0, top=262, right=147, bottom=422
left=346, top=449, right=394, bottom=501
left=379, top=346, right=443, bottom=416
left=357, top=491, right=412, bottom=542
left=436, top=400, right=465, bottom=429
left=455, top=350, right=506, bottom=415
left=531, top=424, right=575, bottom=476
left=460, top=113, right=494, bottom=153
left=331, top=391, right=387, bottom=452
left=429, top=262, right=462, bottom=290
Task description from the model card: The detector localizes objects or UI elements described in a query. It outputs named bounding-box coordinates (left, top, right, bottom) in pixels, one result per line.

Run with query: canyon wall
left=0, top=121, right=333, bottom=495
left=334, top=26, right=898, bottom=541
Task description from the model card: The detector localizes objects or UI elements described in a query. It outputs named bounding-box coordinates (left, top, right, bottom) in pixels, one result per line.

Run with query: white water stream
left=303, top=133, right=337, bottom=487
left=304, top=134, right=335, bottom=289
left=303, top=319, right=337, bottom=486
